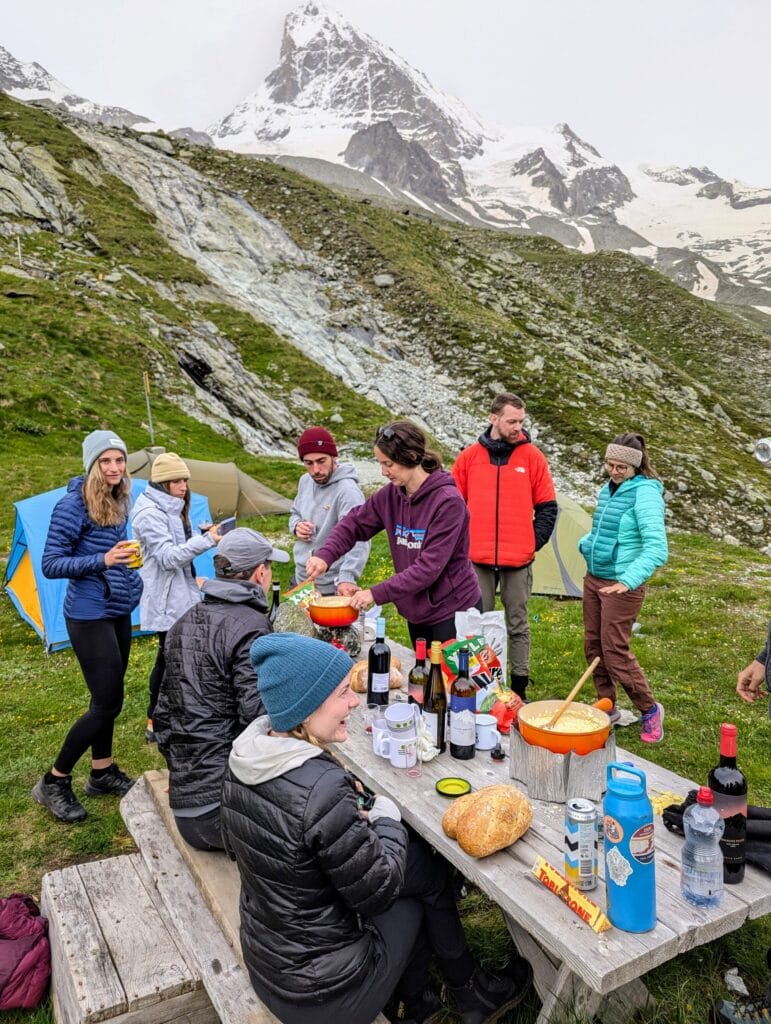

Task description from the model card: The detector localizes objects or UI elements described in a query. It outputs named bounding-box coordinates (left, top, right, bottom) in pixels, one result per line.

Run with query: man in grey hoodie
left=289, top=427, right=370, bottom=595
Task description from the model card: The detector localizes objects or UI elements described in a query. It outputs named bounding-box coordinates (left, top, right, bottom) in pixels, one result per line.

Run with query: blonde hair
left=287, top=722, right=323, bottom=748
left=82, top=461, right=131, bottom=527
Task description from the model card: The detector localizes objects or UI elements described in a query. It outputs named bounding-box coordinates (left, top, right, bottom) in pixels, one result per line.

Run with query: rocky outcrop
left=344, top=121, right=454, bottom=201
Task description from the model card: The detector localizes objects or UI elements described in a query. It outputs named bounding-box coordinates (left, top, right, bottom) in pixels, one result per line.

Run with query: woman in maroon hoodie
left=306, top=421, right=481, bottom=645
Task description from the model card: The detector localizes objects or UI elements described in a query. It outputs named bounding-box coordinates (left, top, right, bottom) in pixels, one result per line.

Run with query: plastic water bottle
left=681, top=786, right=725, bottom=908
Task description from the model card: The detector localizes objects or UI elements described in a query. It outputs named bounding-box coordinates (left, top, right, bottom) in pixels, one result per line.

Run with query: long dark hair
left=158, top=481, right=191, bottom=532
left=374, top=421, right=442, bottom=472
left=612, top=432, right=658, bottom=479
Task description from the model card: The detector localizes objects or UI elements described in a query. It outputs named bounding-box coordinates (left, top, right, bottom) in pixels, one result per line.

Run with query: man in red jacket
left=452, top=393, right=557, bottom=698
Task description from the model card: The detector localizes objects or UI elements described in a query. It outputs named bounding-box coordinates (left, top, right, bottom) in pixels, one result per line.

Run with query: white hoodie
left=229, top=717, right=400, bottom=823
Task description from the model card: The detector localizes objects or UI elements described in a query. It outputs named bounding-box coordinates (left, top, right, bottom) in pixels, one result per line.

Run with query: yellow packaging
left=531, top=855, right=611, bottom=933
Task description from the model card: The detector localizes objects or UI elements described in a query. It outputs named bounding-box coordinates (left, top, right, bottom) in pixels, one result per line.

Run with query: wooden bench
left=40, top=853, right=216, bottom=1024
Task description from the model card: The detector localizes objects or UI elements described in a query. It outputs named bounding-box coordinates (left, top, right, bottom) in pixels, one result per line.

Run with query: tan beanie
left=151, top=452, right=190, bottom=483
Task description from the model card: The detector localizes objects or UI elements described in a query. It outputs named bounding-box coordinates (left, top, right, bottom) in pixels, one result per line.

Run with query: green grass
left=1, top=530, right=769, bottom=1024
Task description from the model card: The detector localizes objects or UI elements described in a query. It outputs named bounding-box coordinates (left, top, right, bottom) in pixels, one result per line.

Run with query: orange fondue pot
left=307, top=596, right=359, bottom=629
left=517, top=698, right=613, bottom=755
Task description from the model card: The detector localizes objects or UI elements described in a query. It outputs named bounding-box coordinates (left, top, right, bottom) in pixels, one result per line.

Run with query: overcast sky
left=3, top=0, right=769, bottom=185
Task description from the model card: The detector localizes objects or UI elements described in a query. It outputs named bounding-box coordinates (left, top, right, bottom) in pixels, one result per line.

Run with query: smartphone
left=219, top=516, right=237, bottom=535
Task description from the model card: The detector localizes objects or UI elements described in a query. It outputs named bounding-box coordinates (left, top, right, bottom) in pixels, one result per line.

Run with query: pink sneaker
left=640, top=702, right=664, bottom=743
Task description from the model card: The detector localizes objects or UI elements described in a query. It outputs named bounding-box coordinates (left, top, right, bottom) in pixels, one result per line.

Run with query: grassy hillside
left=1, top=95, right=770, bottom=1024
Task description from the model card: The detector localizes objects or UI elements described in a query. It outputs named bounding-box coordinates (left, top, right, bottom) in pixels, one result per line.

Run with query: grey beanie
left=82, top=430, right=128, bottom=474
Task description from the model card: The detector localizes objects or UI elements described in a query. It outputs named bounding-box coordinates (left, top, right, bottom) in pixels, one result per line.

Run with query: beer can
left=565, top=797, right=598, bottom=891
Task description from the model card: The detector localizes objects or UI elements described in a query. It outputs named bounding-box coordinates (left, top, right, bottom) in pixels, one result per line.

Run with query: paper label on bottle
left=450, top=696, right=476, bottom=746
left=423, top=711, right=439, bottom=746
left=630, top=823, right=655, bottom=864
left=370, top=672, right=389, bottom=694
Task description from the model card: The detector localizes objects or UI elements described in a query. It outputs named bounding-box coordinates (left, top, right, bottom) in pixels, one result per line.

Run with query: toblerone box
left=531, top=855, right=612, bottom=933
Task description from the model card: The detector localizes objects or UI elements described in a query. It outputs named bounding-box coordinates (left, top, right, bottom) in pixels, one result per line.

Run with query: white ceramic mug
left=384, top=702, right=419, bottom=739
left=371, top=717, right=389, bottom=757
left=475, top=713, right=499, bottom=750
left=377, top=733, right=418, bottom=769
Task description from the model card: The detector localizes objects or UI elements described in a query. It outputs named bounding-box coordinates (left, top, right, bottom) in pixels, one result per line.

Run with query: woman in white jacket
left=130, top=453, right=220, bottom=740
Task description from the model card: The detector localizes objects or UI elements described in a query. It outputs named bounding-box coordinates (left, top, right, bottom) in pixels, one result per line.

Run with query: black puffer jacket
left=154, top=578, right=269, bottom=809
left=220, top=728, right=408, bottom=1009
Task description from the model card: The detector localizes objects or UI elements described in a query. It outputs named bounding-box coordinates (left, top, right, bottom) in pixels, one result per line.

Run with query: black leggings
left=55, top=616, right=132, bottom=774
left=261, top=834, right=471, bottom=1024
left=147, top=631, right=167, bottom=719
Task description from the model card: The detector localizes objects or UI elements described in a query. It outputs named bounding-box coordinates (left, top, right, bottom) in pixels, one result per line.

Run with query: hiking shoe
left=608, top=705, right=622, bottom=725
left=145, top=718, right=156, bottom=743
left=84, top=763, right=136, bottom=797
left=713, top=998, right=771, bottom=1023
left=32, top=775, right=87, bottom=823
left=451, top=959, right=532, bottom=1024
left=400, top=988, right=444, bottom=1024
left=640, top=702, right=664, bottom=743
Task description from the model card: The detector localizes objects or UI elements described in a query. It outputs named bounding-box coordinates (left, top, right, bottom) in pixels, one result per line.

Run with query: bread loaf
left=441, top=784, right=532, bottom=858
left=350, top=657, right=402, bottom=693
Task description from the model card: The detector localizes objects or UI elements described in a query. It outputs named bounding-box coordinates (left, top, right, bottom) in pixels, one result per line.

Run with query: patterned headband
left=605, top=443, right=642, bottom=468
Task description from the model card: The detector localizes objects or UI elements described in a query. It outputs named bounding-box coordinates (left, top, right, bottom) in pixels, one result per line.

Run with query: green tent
left=532, top=493, right=590, bottom=598
left=127, top=447, right=291, bottom=519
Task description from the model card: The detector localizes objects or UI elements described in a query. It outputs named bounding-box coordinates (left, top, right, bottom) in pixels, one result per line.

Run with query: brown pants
left=582, top=573, right=655, bottom=714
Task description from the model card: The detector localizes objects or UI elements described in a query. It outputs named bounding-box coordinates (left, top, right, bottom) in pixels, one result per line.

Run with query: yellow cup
left=123, top=540, right=143, bottom=569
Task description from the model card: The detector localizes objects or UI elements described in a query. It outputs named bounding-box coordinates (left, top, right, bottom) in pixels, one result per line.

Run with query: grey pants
left=473, top=563, right=533, bottom=676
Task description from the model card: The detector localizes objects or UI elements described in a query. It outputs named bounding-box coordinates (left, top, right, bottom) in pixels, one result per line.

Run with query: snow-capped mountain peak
left=209, top=1, right=493, bottom=165
left=0, top=43, right=150, bottom=129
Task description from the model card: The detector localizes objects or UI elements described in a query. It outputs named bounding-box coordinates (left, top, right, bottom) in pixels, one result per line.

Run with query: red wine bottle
left=408, top=638, right=428, bottom=706
left=367, top=617, right=390, bottom=706
left=267, top=581, right=281, bottom=626
left=450, top=647, right=477, bottom=760
left=708, top=723, right=747, bottom=883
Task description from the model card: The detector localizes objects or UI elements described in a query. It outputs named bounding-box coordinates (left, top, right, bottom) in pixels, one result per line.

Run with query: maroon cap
left=298, top=427, right=338, bottom=460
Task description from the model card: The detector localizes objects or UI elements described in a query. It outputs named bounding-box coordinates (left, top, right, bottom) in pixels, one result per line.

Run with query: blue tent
left=4, top=480, right=215, bottom=652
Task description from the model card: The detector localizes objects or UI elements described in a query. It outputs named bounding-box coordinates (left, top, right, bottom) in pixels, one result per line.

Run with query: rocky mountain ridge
left=0, top=93, right=768, bottom=551
left=207, top=3, right=771, bottom=313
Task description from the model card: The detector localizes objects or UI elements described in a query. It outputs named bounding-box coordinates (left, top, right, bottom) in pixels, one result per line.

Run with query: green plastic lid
left=435, top=777, right=472, bottom=798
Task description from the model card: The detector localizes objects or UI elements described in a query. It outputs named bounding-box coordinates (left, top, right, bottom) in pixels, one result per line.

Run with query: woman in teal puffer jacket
left=578, top=433, right=668, bottom=743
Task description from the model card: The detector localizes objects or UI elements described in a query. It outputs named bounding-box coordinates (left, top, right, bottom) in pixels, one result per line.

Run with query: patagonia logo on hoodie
left=394, top=523, right=425, bottom=550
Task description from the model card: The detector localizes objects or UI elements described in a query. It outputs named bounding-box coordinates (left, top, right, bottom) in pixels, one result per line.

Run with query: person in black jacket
left=220, top=633, right=531, bottom=1024
left=154, top=528, right=288, bottom=851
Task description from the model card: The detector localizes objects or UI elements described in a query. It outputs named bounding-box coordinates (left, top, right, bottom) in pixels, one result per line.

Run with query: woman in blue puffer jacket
left=33, top=430, right=142, bottom=824
left=130, top=452, right=221, bottom=742
left=579, top=432, right=668, bottom=743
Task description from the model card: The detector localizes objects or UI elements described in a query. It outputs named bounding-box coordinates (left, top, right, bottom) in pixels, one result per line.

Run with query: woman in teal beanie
left=220, top=633, right=530, bottom=1024
left=579, top=432, right=668, bottom=743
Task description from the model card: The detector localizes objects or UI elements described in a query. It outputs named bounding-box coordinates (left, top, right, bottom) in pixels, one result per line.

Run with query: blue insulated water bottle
left=603, top=763, right=656, bottom=932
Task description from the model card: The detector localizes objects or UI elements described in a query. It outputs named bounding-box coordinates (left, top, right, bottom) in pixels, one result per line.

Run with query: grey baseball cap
left=216, top=527, right=289, bottom=574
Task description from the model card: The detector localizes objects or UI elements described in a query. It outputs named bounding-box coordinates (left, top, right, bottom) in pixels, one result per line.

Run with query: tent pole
left=143, top=371, right=155, bottom=446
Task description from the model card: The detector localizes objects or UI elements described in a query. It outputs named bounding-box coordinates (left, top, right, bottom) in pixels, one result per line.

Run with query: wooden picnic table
left=332, top=697, right=771, bottom=1024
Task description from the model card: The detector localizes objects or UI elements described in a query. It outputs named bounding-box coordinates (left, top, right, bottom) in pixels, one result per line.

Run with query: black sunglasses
left=376, top=426, right=396, bottom=441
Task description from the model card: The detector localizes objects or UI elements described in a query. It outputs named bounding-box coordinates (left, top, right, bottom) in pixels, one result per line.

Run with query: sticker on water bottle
left=629, top=823, right=655, bottom=864
left=603, top=815, right=623, bottom=844
left=606, top=846, right=633, bottom=886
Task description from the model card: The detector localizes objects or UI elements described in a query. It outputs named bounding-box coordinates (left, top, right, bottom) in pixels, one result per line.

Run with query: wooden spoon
left=544, top=656, right=601, bottom=729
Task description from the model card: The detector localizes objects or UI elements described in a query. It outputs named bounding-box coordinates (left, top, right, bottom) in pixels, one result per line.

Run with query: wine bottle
left=408, top=638, right=428, bottom=706
left=450, top=647, right=477, bottom=760
left=423, top=641, right=447, bottom=753
left=708, top=723, right=747, bottom=884
left=367, top=617, right=391, bottom=707
left=267, top=581, right=281, bottom=626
